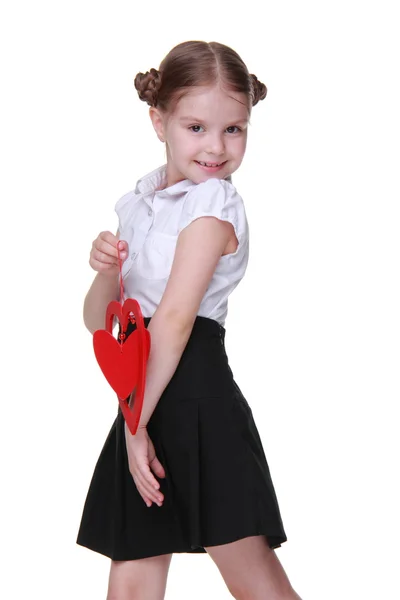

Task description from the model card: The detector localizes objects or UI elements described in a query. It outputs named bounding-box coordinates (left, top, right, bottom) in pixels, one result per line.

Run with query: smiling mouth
left=195, top=160, right=226, bottom=167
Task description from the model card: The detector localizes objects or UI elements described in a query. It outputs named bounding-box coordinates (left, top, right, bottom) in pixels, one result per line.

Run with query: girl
left=77, top=41, right=302, bottom=600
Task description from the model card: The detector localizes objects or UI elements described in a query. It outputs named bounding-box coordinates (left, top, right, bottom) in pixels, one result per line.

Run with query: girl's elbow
left=83, top=313, right=96, bottom=335
left=152, top=307, right=195, bottom=337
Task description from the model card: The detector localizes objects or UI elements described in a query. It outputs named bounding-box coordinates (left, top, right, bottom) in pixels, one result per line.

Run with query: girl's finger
left=133, top=476, right=158, bottom=507
left=99, top=230, right=119, bottom=246
left=93, top=249, right=118, bottom=265
left=115, top=239, right=129, bottom=261
left=95, top=238, right=120, bottom=259
left=131, top=476, right=151, bottom=506
left=135, top=470, right=163, bottom=503
left=140, top=463, right=161, bottom=490
left=89, top=258, right=117, bottom=272
left=117, top=239, right=128, bottom=252
left=149, top=455, right=166, bottom=480
left=139, top=486, right=156, bottom=507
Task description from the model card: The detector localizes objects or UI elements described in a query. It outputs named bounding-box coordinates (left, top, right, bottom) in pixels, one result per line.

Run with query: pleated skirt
left=76, top=316, right=287, bottom=560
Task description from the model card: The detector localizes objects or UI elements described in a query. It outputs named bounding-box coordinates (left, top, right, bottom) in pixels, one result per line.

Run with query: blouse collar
left=135, top=164, right=232, bottom=197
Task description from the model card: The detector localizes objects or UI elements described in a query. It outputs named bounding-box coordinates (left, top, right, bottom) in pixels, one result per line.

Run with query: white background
left=1, top=1, right=399, bottom=598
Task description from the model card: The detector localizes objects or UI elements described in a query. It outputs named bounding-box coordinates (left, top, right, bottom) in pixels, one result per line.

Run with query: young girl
left=77, top=41, right=302, bottom=600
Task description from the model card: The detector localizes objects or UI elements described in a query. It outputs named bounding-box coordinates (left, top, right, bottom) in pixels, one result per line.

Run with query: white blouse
left=115, top=164, right=249, bottom=327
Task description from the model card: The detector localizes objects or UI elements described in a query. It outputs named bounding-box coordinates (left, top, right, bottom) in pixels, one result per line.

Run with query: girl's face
left=150, top=85, right=250, bottom=187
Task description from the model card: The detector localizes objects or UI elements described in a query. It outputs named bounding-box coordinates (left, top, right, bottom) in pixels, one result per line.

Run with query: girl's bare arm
left=136, top=216, right=235, bottom=429
left=83, top=272, right=119, bottom=333
left=83, top=230, right=128, bottom=333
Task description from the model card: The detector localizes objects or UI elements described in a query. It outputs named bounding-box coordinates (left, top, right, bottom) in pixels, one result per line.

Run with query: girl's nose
left=206, top=134, right=225, bottom=156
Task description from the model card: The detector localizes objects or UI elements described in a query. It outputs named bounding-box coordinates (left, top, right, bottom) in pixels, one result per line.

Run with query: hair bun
left=134, top=68, right=161, bottom=107
left=250, top=74, right=267, bottom=106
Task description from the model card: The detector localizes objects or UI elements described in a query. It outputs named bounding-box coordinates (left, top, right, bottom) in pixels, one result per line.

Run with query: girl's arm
left=83, top=230, right=127, bottom=333
left=136, top=216, right=235, bottom=429
left=83, top=271, right=119, bottom=333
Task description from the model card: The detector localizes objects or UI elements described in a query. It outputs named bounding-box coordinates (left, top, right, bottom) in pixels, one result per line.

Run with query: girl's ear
left=149, top=107, right=165, bottom=143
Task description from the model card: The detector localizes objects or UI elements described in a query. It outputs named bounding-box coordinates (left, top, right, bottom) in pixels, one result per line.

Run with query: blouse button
left=148, top=208, right=153, bottom=216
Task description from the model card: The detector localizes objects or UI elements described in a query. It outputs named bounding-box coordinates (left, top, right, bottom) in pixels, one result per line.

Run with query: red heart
left=93, top=329, right=148, bottom=399
left=93, top=298, right=150, bottom=435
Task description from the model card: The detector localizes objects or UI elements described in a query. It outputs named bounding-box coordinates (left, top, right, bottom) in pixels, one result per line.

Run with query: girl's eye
left=226, top=126, right=241, bottom=134
left=189, top=125, right=204, bottom=133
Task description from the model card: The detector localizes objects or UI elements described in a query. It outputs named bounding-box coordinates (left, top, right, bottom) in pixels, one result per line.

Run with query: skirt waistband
left=142, top=315, right=226, bottom=343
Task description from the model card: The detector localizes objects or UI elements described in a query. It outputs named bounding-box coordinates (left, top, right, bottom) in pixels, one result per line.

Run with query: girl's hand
left=124, top=423, right=166, bottom=508
left=89, top=231, right=129, bottom=275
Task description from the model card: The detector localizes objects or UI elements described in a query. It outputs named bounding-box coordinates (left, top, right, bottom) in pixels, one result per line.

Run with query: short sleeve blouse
left=115, top=164, right=249, bottom=327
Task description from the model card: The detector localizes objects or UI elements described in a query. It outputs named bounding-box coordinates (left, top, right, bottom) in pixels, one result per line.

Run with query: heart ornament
left=93, top=296, right=150, bottom=435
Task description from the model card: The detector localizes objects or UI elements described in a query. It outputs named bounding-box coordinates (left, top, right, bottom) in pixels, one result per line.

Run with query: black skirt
left=76, top=316, right=287, bottom=561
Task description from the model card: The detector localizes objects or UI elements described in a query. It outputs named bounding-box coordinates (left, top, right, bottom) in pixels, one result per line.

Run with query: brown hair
left=134, top=41, right=267, bottom=112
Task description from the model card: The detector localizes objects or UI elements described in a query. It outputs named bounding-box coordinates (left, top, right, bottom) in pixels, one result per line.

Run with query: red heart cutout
left=93, top=298, right=150, bottom=435
left=93, top=329, right=149, bottom=399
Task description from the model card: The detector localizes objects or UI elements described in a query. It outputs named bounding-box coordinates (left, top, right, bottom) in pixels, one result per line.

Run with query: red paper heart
left=93, top=298, right=150, bottom=435
left=93, top=329, right=149, bottom=399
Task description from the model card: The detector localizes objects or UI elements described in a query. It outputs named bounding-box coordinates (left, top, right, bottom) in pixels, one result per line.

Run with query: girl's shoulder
left=115, top=188, right=138, bottom=211
left=180, top=178, right=248, bottom=240
left=183, top=176, right=245, bottom=211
